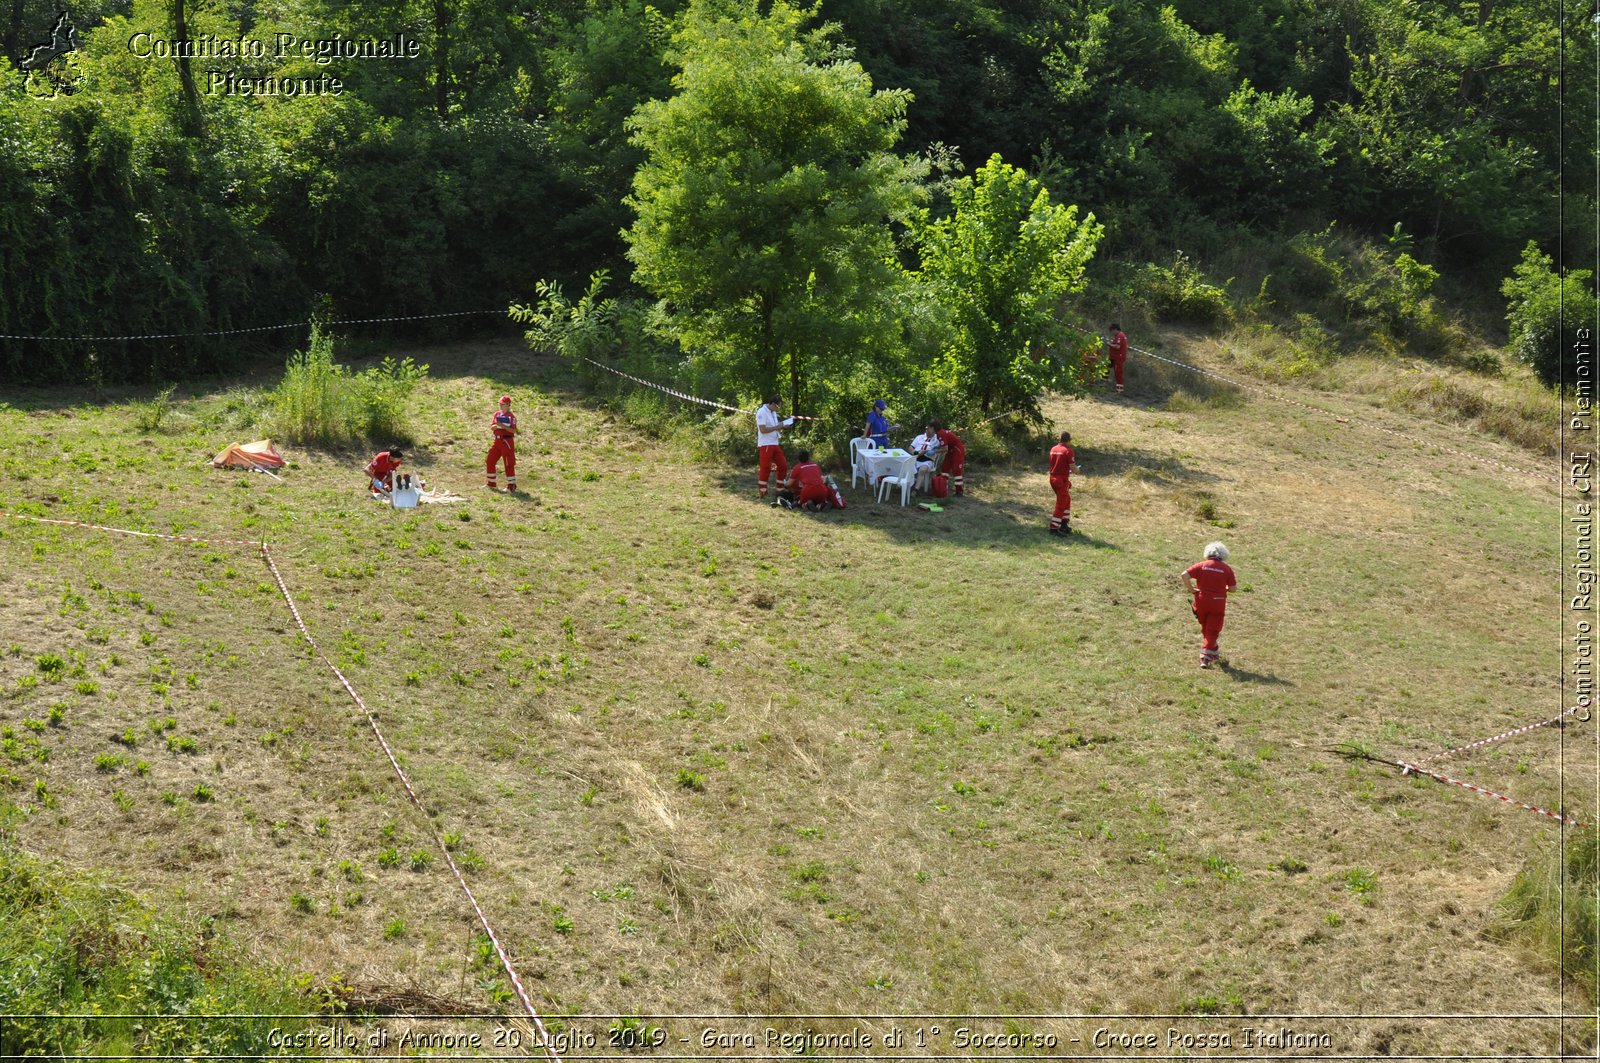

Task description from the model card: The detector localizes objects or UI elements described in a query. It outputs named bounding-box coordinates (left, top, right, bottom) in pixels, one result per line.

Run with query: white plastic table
left=858, top=449, right=916, bottom=504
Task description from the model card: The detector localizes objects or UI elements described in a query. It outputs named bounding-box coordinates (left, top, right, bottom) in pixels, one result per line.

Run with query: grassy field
left=0, top=333, right=1591, bottom=1057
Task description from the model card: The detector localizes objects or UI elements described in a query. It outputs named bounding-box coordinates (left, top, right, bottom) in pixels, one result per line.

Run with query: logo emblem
left=20, top=11, right=83, bottom=96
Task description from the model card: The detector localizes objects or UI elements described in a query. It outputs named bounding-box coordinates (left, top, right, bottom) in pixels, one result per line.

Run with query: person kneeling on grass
left=1182, top=541, right=1237, bottom=669
left=787, top=450, right=835, bottom=512
left=365, top=446, right=404, bottom=494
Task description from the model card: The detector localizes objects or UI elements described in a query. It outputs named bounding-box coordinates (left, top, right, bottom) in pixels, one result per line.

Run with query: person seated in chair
left=909, top=426, right=942, bottom=492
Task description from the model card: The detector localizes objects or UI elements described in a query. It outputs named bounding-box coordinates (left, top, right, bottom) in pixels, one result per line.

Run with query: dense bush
left=1502, top=242, right=1599, bottom=389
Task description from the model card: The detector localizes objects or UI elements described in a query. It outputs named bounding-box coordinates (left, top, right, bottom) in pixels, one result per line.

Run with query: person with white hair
left=1182, top=541, right=1237, bottom=668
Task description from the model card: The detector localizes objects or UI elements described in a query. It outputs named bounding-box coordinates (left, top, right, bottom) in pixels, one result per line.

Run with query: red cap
left=499, top=395, right=512, bottom=404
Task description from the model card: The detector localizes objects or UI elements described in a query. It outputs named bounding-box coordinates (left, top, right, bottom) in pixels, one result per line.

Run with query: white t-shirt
left=756, top=406, right=792, bottom=447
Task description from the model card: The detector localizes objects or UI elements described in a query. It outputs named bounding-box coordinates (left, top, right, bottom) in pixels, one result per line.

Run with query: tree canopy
left=0, top=0, right=1589, bottom=395
left=624, top=0, right=925, bottom=413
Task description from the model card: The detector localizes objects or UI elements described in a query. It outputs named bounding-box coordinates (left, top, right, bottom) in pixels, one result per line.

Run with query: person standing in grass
left=365, top=446, right=404, bottom=494
left=930, top=421, right=966, bottom=495
left=862, top=398, right=891, bottom=449
left=1106, top=323, right=1129, bottom=393
left=756, top=395, right=794, bottom=500
left=486, top=394, right=519, bottom=492
left=1048, top=431, right=1081, bottom=535
left=1182, top=541, right=1237, bottom=668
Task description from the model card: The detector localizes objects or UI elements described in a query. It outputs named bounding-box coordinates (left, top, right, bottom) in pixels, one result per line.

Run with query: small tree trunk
left=172, top=0, right=203, bottom=136
left=788, top=353, right=801, bottom=416
left=758, top=290, right=778, bottom=392
left=434, top=0, right=449, bottom=119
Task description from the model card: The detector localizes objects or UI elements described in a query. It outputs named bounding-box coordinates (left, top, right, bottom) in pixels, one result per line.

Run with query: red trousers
left=798, top=482, right=832, bottom=507
left=487, top=438, right=516, bottom=485
left=758, top=445, right=788, bottom=497
left=1109, top=351, right=1126, bottom=388
left=1050, top=478, right=1071, bottom=528
left=1195, top=605, right=1226, bottom=662
left=943, top=451, right=965, bottom=494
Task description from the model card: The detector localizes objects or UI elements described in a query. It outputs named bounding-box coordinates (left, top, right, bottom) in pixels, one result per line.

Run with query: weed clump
left=1496, top=833, right=1600, bottom=1000
left=0, top=845, right=316, bottom=1056
left=267, top=325, right=428, bottom=446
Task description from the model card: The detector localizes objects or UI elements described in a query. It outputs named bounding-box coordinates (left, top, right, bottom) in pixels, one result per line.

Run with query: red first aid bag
left=930, top=473, right=949, bottom=498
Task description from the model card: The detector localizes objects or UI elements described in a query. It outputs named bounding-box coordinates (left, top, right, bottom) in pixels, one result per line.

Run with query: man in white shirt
left=909, top=426, right=940, bottom=491
left=756, top=394, right=795, bottom=500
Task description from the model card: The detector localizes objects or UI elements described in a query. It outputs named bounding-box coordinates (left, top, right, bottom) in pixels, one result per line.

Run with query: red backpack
left=930, top=473, right=949, bottom=498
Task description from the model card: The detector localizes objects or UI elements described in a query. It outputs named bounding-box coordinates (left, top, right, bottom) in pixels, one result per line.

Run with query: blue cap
left=873, top=398, right=887, bottom=410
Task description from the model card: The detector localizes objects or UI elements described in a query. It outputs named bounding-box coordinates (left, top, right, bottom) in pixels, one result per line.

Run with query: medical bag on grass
left=930, top=473, right=949, bottom=498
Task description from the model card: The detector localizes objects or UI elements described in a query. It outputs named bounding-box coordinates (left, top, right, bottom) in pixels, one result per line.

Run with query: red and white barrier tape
left=580, top=357, right=823, bottom=422
left=0, top=511, right=263, bottom=547
left=0, top=510, right=561, bottom=1057
left=0, top=309, right=504, bottom=343
left=259, top=546, right=561, bottom=1060
left=1396, top=760, right=1585, bottom=828
left=1417, top=705, right=1588, bottom=765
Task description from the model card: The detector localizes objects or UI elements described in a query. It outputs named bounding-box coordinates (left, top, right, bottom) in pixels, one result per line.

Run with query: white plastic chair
left=849, top=436, right=876, bottom=488
left=875, top=455, right=914, bottom=506
left=391, top=474, right=421, bottom=509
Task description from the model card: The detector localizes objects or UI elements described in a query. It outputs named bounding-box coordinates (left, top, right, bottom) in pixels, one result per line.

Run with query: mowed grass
left=0, top=335, right=1589, bottom=1055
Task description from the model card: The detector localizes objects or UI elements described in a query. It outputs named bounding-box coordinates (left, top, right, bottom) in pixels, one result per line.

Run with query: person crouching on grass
left=365, top=446, right=404, bottom=495
left=1182, top=541, right=1237, bottom=668
left=486, top=394, right=518, bottom=491
left=787, top=450, right=834, bottom=511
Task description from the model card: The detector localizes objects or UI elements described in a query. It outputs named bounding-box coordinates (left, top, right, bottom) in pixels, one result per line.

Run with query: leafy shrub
left=1278, top=225, right=1453, bottom=355
left=267, top=326, right=429, bottom=445
left=133, top=387, right=178, bottom=433
left=1135, top=251, right=1234, bottom=327
left=1502, top=242, right=1599, bottom=389
left=357, top=357, right=429, bottom=443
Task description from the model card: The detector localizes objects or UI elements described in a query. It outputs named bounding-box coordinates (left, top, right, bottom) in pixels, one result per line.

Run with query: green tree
left=915, top=153, right=1103, bottom=416
left=1502, top=242, right=1598, bottom=389
left=544, top=0, right=676, bottom=278
left=623, top=0, right=927, bottom=413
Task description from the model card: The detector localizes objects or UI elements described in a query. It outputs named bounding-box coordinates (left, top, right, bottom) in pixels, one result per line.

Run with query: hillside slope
left=0, top=336, right=1587, bottom=1055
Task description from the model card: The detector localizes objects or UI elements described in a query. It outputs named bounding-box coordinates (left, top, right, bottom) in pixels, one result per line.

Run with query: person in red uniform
left=486, top=394, right=518, bottom=491
left=365, top=446, right=404, bottom=493
left=787, top=450, right=834, bottom=511
left=1106, top=323, right=1128, bottom=393
left=1048, top=431, right=1081, bottom=535
left=1182, top=541, right=1237, bottom=668
left=929, top=421, right=966, bottom=495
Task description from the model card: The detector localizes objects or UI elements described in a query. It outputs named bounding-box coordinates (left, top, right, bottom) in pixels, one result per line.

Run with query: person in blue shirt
left=861, top=398, right=891, bottom=449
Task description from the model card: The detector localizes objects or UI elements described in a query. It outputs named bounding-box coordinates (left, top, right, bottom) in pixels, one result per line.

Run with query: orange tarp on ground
left=211, top=440, right=286, bottom=470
